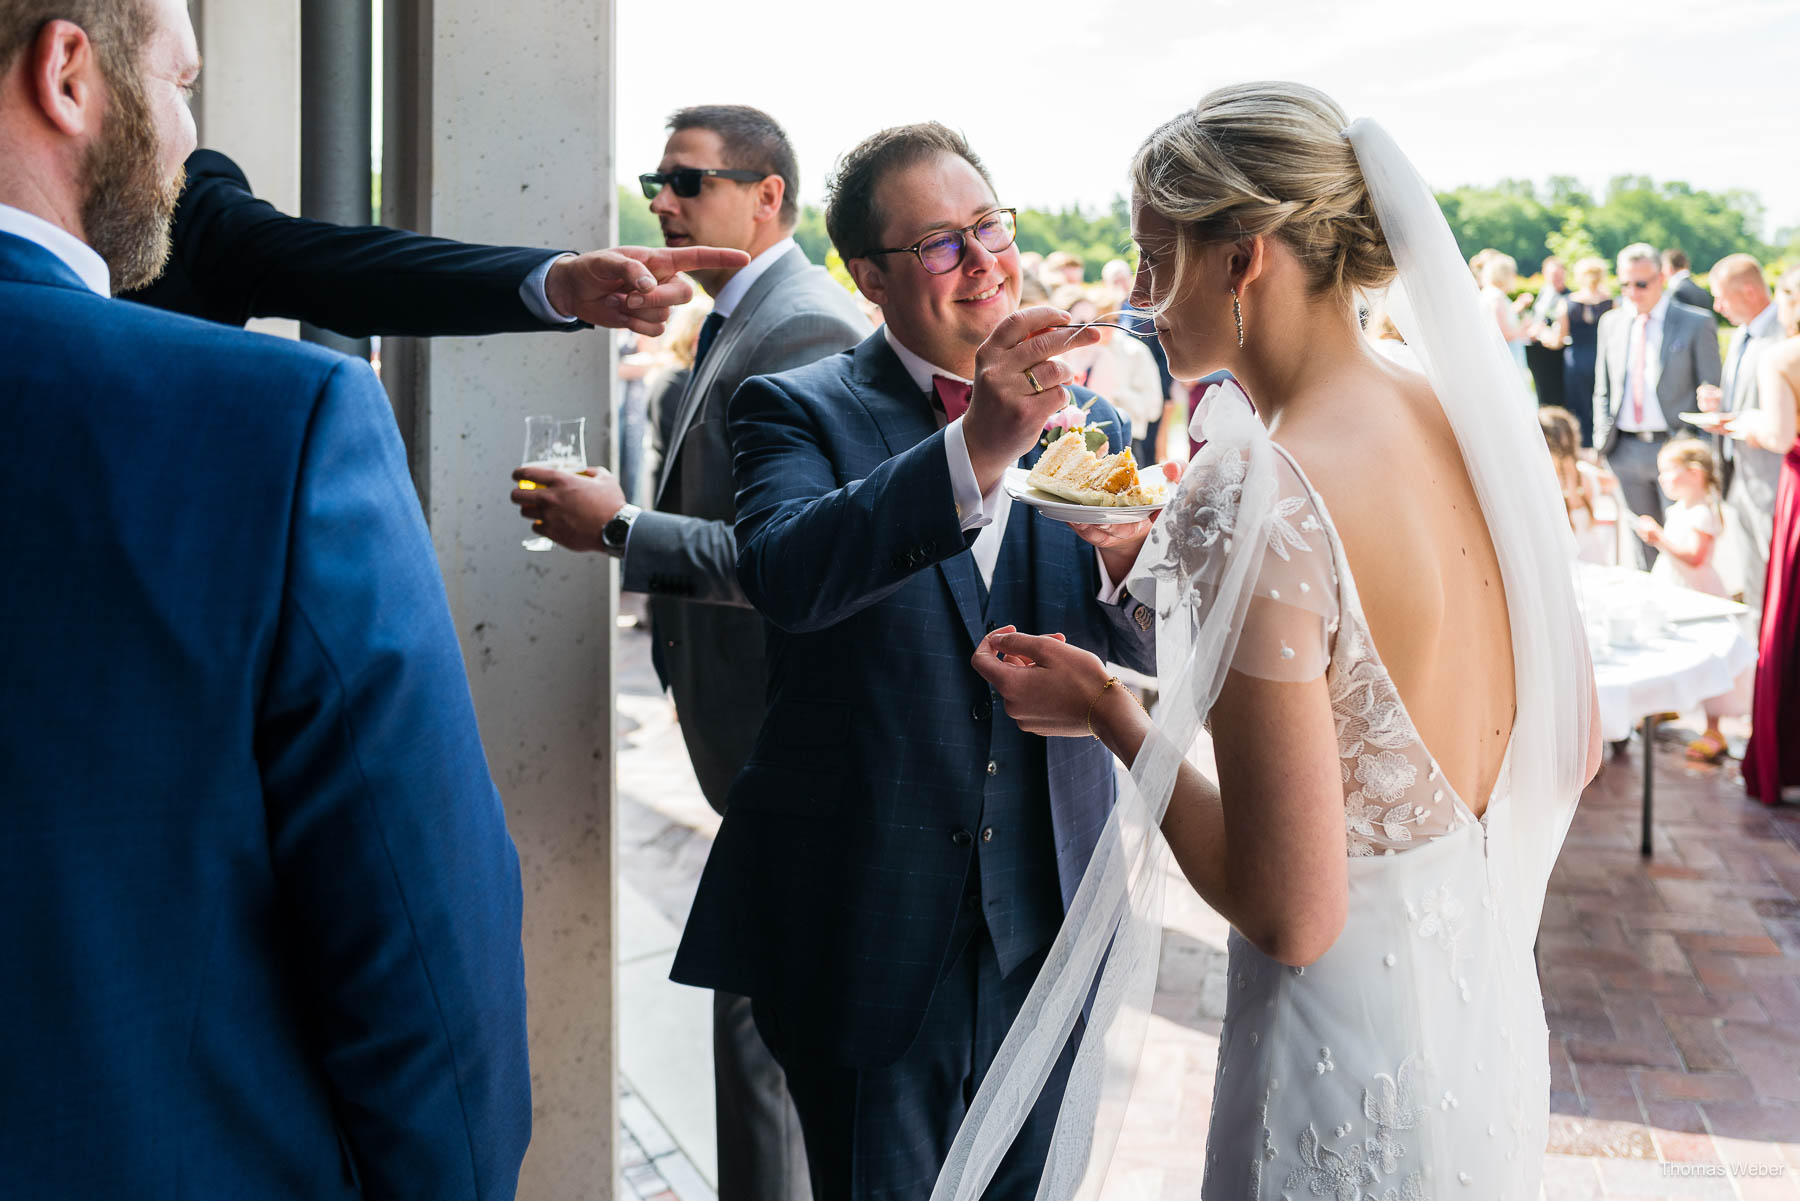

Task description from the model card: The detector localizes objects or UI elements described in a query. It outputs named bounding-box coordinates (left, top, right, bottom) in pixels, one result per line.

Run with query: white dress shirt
left=1617, top=292, right=1672, bottom=433
left=0, top=203, right=111, bottom=296
left=881, top=324, right=1128, bottom=601
left=709, top=236, right=796, bottom=320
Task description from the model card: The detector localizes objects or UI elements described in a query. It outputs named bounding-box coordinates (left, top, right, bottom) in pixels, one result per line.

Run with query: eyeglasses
left=868, top=208, right=1017, bottom=275
left=639, top=167, right=768, bottom=200
left=1623, top=279, right=1657, bottom=291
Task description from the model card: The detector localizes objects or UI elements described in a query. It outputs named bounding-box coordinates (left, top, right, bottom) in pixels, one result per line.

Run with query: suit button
left=981, top=826, right=995, bottom=842
left=972, top=700, right=991, bottom=720
left=986, top=760, right=999, bottom=776
left=951, top=829, right=973, bottom=847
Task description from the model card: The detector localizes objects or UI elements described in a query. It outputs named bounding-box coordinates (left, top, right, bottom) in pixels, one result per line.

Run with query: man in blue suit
left=671, top=123, right=1160, bottom=1199
left=0, top=2, right=530, bottom=1196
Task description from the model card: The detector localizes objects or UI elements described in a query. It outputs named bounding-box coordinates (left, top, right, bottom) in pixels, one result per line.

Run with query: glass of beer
left=519, top=415, right=587, bottom=551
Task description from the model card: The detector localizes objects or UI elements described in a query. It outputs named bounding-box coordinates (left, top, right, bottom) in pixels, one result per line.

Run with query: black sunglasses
left=639, top=168, right=767, bottom=200
left=868, top=208, right=1017, bottom=275
left=1623, top=279, right=1657, bottom=291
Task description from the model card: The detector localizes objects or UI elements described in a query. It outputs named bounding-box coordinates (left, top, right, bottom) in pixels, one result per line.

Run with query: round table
left=1579, top=564, right=1757, bottom=854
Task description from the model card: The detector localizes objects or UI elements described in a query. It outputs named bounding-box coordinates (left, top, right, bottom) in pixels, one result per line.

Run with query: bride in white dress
left=931, top=84, right=1602, bottom=1201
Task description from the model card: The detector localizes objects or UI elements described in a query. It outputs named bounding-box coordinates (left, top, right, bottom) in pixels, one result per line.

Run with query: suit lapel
left=845, top=334, right=985, bottom=648
left=656, top=248, right=812, bottom=504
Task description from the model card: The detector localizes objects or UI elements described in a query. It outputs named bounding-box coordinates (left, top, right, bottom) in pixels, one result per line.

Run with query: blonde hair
left=1659, top=436, right=1721, bottom=511
left=1480, top=254, right=1518, bottom=289
left=665, top=298, right=715, bottom=370
left=1573, top=256, right=1607, bottom=289
left=1128, top=82, right=1396, bottom=317
left=1775, top=266, right=1800, bottom=337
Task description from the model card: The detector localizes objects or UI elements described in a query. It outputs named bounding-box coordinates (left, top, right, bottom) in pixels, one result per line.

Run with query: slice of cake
left=1027, top=429, right=1167, bottom=507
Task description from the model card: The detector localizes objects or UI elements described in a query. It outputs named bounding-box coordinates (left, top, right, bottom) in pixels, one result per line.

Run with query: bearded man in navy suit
left=671, top=123, right=1161, bottom=1199
left=0, top=1, right=532, bottom=1195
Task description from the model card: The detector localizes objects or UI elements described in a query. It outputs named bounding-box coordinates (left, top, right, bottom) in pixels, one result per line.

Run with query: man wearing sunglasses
left=671, top=122, right=1158, bottom=1200
left=1593, top=241, right=1722, bottom=563
left=514, top=103, right=863, bottom=1201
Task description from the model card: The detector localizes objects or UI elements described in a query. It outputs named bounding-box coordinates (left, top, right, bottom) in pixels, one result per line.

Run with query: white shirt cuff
left=521, top=253, right=580, bottom=325
left=944, top=417, right=1000, bottom=530
left=1095, top=548, right=1130, bottom=604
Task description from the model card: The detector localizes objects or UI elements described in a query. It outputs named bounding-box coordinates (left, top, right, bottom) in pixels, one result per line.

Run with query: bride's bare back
left=1275, top=353, right=1517, bottom=817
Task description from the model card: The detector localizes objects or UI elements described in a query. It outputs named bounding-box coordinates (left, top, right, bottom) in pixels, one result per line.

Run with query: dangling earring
left=1231, top=286, right=1244, bottom=348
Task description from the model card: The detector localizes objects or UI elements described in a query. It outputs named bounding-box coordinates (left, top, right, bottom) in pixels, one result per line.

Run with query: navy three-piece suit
left=671, top=331, right=1156, bottom=1197
left=0, top=231, right=529, bottom=1199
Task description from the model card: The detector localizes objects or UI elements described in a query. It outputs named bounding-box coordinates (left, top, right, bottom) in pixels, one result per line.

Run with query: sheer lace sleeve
left=1219, top=449, right=1339, bottom=682
left=1129, top=386, right=1340, bottom=690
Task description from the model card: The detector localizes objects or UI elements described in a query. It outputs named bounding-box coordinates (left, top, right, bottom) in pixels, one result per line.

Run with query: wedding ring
left=1025, top=368, right=1044, bottom=394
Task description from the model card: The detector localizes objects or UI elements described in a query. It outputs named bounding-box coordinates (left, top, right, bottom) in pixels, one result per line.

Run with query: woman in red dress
left=1739, top=267, right=1800, bottom=803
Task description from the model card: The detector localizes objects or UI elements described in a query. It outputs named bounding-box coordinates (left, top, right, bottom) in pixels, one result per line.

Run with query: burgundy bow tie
left=932, top=375, right=972, bottom=422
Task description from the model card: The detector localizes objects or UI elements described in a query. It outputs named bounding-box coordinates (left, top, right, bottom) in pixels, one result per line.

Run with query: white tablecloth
left=1578, top=565, right=1758, bottom=741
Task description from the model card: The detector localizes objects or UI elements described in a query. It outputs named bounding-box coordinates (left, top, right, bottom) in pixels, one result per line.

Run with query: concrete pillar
left=299, top=0, right=373, bottom=359
left=383, top=3, right=620, bottom=1198
left=189, top=0, right=300, bottom=341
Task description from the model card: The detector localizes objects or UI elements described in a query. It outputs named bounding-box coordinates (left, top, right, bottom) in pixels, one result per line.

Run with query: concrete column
left=189, top=0, right=300, bottom=341
left=299, top=0, right=373, bottom=359
left=384, top=3, right=620, bottom=1198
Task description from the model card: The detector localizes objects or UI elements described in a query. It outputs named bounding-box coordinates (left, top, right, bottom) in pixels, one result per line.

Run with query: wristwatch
left=600, top=503, right=641, bottom=558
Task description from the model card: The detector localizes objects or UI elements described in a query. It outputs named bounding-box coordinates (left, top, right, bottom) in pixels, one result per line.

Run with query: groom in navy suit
left=0, top=2, right=530, bottom=1196
left=672, top=123, right=1159, bottom=1198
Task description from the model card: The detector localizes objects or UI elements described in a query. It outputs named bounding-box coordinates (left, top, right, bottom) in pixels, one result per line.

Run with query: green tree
left=617, top=185, right=660, bottom=247
left=1544, top=207, right=1602, bottom=271
left=1583, top=176, right=1768, bottom=271
left=1434, top=179, right=1557, bottom=272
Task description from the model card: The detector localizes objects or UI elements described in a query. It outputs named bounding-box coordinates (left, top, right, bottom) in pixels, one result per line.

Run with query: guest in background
left=1664, top=248, right=1713, bottom=310
left=1103, top=257, right=1176, bottom=460
left=1043, top=248, right=1085, bottom=287
left=1700, top=254, right=1785, bottom=627
left=1017, top=271, right=1051, bottom=306
left=1539, top=406, right=1618, bottom=564
left=642, top=298, right=713, bottom=494
left=1737, top=267, right=1800, bottom=804
left=1636, top=438, right=1745, bottom=762
left=1479, top=253, right=1534, bottom=375
left=1557, top=256, right=1613, bottom=446
left=512, top=104, right=867, bottom=1201
left=615, top=331, right=652, bottom=505
left=1469, top=246, right=1498, bottom=281
left=1364, top=307, right=1420, bottom=370
left=1054, top=283, right=1162, bottom=463
left=1526, top=256, right=1569, bottom=408
left=1593, top=242, right=1722, bottom=563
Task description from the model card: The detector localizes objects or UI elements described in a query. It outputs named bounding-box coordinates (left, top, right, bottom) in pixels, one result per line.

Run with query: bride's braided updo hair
left=1130, top=82, right=1395, bottom=311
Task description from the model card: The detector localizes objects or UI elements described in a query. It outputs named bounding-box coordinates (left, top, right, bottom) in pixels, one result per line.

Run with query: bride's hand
left=972, top=625, right=1125, bottom=740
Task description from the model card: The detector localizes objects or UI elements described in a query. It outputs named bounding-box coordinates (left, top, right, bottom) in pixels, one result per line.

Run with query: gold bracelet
left=1086, top=676, right=1121, bottom=739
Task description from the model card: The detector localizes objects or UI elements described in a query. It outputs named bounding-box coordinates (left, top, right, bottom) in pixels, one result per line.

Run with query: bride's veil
left=928, top=117, right=1594, bottom=1200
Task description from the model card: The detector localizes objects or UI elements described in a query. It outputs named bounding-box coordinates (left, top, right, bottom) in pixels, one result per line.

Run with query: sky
left=619, top=0, right=1800, bottom=241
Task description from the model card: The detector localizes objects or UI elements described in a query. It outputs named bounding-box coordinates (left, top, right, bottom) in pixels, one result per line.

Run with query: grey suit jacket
left=1722, top=302, right=1786, bottom=603
left=1592, top=299, right=1722, bottom=453
left=622, top=246, right=867, bottom=807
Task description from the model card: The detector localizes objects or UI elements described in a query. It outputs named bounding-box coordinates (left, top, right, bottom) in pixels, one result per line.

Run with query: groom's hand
left=963, top=306, right=1103, bottom=494
left=545, top=245, right=751, bottom=336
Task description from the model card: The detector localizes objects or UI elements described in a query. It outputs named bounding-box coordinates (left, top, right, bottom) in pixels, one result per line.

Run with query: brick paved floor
left=617, top=617, right=1800, bottom=1198
left=1535, top=719, right=1800, bottom=1198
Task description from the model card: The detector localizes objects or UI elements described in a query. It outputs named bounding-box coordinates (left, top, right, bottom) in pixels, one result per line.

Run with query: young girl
left=1540, top=405, right=1618, bottom=563
left=1636, top=438, right=1740, bottom=760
